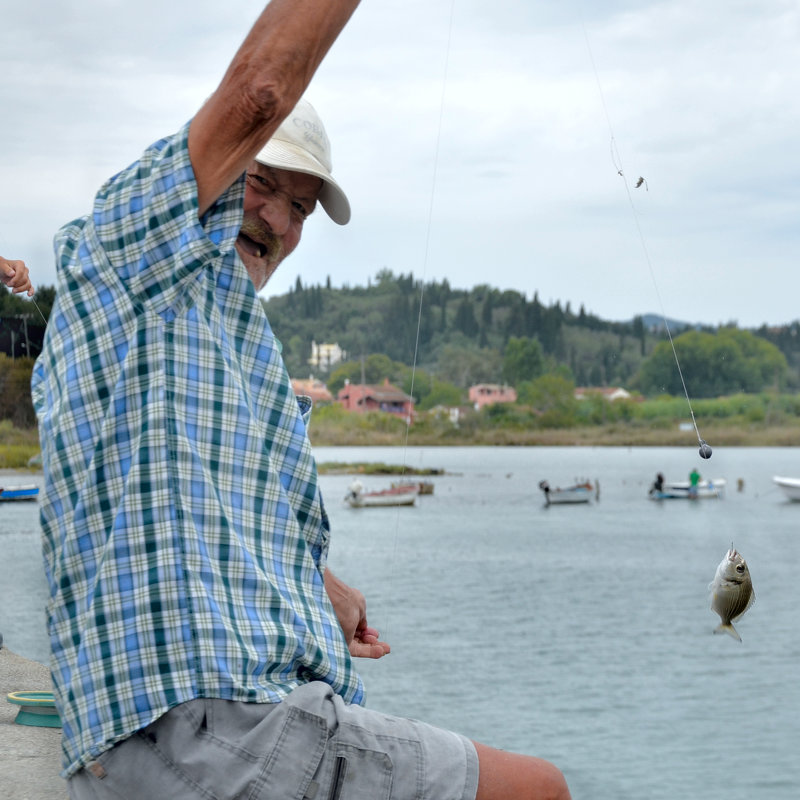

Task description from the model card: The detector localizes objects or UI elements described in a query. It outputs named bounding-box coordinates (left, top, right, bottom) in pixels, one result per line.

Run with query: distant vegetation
left=264, top=269, right=798, bottom=397
left=0, top=419, right=40, bottom=468
left=2, top=272, right=800, bottom=465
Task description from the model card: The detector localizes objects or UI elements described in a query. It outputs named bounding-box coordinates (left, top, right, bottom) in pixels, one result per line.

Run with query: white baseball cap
left=254, top=99, right=351, bottom=225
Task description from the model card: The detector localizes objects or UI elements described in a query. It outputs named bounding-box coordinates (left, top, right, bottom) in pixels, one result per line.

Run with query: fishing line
left=581, top=20, right=712, bottom=460
left=379, top=0, right=459, bottom=642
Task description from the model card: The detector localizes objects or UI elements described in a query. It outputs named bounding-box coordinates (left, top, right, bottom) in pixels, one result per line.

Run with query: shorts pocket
left=248, top=706, right=329, bottom=800
left=327, top=744, right=392, bottom=800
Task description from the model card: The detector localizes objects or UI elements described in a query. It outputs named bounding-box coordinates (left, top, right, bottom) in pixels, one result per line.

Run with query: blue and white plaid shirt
left=31, top=122, right=364, bottom=777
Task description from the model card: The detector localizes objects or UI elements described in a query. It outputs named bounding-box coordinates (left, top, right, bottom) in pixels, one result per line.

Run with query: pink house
left=468, top=383, right=517, bottom=410
left=337, top=378, right=415, bottom=422
left=291, top=377, right=333, bottom=405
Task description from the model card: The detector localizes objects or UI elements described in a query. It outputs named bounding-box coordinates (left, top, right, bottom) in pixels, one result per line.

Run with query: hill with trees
left=262, top=269, right=797, bottom=401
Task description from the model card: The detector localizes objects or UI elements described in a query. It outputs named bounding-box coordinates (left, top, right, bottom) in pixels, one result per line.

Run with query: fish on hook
left=709, top=546, right=754, bottom=642
left=635, top=176, right=648, bottom=190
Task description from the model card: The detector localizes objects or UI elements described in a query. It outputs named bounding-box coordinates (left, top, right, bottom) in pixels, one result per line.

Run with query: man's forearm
left=191, top=0, right=362, bottom=215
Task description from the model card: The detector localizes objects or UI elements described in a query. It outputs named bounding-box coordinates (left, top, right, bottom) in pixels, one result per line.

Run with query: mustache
left=238, top=220, right=283, bottom=262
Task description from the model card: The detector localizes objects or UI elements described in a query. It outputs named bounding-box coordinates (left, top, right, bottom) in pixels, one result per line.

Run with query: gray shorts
left=68, top=681, right=479, bottom=800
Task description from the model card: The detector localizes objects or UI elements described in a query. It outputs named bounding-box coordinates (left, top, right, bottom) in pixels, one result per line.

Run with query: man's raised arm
left=189, top=0, right=361, bottom=216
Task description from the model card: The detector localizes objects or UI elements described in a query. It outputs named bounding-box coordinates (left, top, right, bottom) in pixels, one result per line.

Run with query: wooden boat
left=539, top=480, right=597, bottom=506
left=649, top=478, right=726, bottom=500
left=0, top=484, right=39, bottom=502
left=773, top=476, right=800, bottom=502
left=391, top=480, right=434, bottom=495
left=344, top=481, right=418, bottom=508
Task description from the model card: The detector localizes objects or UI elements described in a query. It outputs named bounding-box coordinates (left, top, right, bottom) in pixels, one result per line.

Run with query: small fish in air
left=635, top=176, right=648, bottom=190
left=709, top=546, right=754, bottom=642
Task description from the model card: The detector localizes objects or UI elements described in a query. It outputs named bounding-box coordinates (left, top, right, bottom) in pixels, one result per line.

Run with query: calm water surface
left=2, top=447, right=799, bottom=799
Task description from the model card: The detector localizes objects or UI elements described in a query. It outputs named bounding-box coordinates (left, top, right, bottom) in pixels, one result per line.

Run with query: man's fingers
left=350, top=640, right=391, bottom=659
left=0, top=259, right=35, bottom=295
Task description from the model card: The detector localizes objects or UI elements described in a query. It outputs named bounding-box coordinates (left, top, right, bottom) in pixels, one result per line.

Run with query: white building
left=308, top=341, right=347, bottom=371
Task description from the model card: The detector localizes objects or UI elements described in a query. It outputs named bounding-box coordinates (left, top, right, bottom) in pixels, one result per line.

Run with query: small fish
left=709, top=546, right=754, bottom=642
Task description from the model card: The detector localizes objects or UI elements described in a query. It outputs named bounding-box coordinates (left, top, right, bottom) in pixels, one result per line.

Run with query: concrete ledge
left=0, top=645, right=67, bottom=799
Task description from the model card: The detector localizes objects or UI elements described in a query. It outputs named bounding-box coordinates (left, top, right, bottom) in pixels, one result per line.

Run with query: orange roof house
left=468, top=383, right=517, bottom=410
left=291, top=377, right=333, bottom=405
left=337, top=378, right=415, bottom=422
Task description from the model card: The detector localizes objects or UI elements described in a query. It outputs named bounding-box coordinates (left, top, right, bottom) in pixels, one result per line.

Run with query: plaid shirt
left=31, top=122, right=363, bottom=778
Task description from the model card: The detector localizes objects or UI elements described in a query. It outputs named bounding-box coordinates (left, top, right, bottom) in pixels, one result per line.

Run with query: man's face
left=237, top=162, right=323, bottom=291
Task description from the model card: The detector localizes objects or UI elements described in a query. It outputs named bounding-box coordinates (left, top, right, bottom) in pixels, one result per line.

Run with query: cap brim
left=254, top=139, right=351, bottom=225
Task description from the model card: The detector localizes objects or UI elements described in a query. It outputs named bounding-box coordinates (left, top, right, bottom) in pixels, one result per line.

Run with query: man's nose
left=258, top=192, right=292, bottom=236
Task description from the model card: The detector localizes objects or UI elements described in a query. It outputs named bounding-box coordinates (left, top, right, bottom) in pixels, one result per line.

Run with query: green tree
left=417, top=379, right=463, bottom=410
left=517, top=373, right=577, bottom=427
left=637, top=328, right=787, bottom=397
left=502, top=336, right=544, bottom=386
left=453, top=297, right=479, bottom=337
left=0, top=355, right=36, bottom=427
left=632, top=315, right=646, bottom=356
left=435, top=343, right=501, bottom=388
left=327, top=353, right=406, bottom=395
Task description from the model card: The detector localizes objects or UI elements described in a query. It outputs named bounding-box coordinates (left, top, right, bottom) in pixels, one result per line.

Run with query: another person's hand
left=324, top=569, right=391, bottom=659
left=0, top=257, right=34, bottom=296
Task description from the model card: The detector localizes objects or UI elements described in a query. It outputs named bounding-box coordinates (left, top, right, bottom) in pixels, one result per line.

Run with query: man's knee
left=473, top=741, right=571, bottom=800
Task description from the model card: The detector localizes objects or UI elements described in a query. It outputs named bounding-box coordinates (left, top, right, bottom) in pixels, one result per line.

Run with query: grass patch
left=0, top=421, right=40, bottom=469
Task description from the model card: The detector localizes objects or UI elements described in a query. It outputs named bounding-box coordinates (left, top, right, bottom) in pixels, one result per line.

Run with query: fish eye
left=736, top=564, right=745, bottom=572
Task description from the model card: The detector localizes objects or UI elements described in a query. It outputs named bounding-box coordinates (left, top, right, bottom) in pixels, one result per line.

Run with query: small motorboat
left=539, top=479, right=597, bottom=506
left=344, top=480, right=418, bottom=508
left=649, top=478, right=726, bottom=500
left=0, top=484, right=39, bottom=502
left=773, top=476, right=800, bottom=502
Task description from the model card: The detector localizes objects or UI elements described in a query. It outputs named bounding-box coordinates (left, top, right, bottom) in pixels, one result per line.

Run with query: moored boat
left=539, top=479, right=597, bottom=506
left=344, top=481, right=418, bottom=508
left=649, top=478, right=726, bottom=500
left=391, top=479, right=434, bottom=495
left=773, top=476, right=800, bottom=502
left=0, top=484, right=39, bottom=502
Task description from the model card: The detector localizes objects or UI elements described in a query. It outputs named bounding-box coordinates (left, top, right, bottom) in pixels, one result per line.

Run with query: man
left=689, top=466, right=701, bottom=499
left=31, top=2, right=570, bottom=798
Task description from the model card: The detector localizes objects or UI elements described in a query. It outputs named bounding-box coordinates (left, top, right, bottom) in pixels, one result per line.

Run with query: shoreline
left=3, top=423, right=800, bottom=472
left=308, top=423, right=800, bottom=448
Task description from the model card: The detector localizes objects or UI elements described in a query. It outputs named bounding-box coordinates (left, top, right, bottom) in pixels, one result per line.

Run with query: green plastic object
left=6, top=691, right=62, bottom=728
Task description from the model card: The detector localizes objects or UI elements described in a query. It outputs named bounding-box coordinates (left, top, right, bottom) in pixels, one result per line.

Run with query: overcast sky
left=1, top=0, right=798, bottom=329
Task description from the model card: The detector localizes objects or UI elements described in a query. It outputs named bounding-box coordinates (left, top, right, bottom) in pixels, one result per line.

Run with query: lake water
left=2, top=446, right=799, bottom=799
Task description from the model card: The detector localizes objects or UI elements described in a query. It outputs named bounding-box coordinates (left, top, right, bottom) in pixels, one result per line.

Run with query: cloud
left=2, top=0, right=799, bottom=328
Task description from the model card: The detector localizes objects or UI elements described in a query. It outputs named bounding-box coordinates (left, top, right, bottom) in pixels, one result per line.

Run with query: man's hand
left=324, top=569, right=391, bottom=659
left=0, top=257, right=34, bottom=296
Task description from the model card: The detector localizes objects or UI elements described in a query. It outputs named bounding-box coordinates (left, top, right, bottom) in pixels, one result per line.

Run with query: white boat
left=0, top=484, right=39, bottom=502
left=539, top=480, right=597, bottom=506
left=649, top=478, right=726, bottom=500
left=344, top=481, right=418, bottom=508
left=773, top=476, right=800, bottom=502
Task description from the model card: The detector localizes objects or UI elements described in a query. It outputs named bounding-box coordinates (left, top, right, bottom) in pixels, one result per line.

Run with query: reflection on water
left=3, top=448, right=799, bottom=799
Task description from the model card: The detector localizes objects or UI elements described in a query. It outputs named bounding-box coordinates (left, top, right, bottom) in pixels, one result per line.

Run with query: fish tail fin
left=714, top=622, right=742, bottom=642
